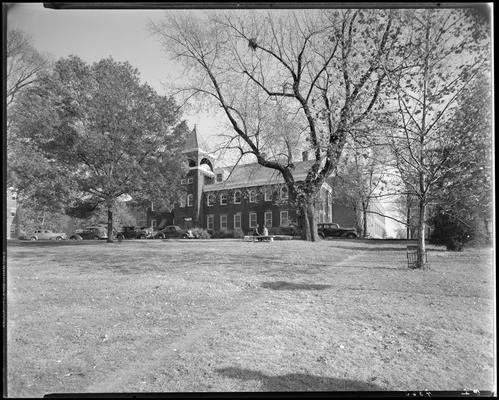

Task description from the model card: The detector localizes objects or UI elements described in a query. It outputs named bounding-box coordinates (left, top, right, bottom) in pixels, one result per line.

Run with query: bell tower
left=178, top=126, right=215, bottom=228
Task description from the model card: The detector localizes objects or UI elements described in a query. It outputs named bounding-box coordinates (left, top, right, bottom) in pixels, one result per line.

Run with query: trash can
left=407, top=245, right=427, bottom=269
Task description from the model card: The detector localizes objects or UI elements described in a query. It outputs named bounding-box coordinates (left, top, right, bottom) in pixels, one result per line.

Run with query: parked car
left=69, top=226, right=108, bottom=240
left=277, top=223, right=301, bottom=236
left=318, top=223, right=358, bottom=239
left=116, top=226, right=150, bottom=240
left=154, top=225, right=195, bottom=239
left=29, top=229, right=67, bottom=241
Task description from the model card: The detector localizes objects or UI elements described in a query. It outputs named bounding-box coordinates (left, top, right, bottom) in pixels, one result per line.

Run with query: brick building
left=172, top=127, right=333, bottom=233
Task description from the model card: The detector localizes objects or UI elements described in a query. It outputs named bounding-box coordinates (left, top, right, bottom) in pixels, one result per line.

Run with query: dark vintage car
left=154, top=225, right=195, bottom=239
left=318, top=223, right=358, bottom=239
left=69, top=226, right=108, bottom=240
left=116, top=226, right=151, bottom=240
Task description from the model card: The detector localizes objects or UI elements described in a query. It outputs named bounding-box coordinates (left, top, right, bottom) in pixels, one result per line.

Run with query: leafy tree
left=428, top=73, right=492, bottom=249
left=10, top=56, right=186, bottom=242
left=150, top=9, right=398, bottom=241
left=382, top=8, right=490, bottom=267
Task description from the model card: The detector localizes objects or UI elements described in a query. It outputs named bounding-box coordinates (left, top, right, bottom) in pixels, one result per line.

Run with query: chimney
left=302, top=150, right=309, bottom=161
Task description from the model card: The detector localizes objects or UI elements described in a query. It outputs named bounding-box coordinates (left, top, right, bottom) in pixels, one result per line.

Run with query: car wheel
left=55, top=236, right=62, bottom=240
left=157, top=233, right=165, bottom=239
left=30, top=236, right=37, bottom=241
left=139, top=235, right=146, bottom=239
left=181, top=234, right=188, bottom=239
left=346, top=233, right=356, bottom=239
left=93, top=235, right=99, bottom=240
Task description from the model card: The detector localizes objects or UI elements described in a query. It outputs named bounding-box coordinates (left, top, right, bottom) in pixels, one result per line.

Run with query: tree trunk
left=300, top=205, right=311, bottom=241
left=362, top=204, right=368, bottom=238
left=107, top=205, right=114, bottom=243
left=308, top=202, right=319, bottom=242
left=300, top=201, right=319, bottom=242
left=416, top=198, right=426, bottom=269
left=406, top=196, right=411, bottom=240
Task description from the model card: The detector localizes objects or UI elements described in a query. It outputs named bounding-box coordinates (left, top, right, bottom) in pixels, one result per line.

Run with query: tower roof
left=183, top=125, right=207, bottom=154
left=184, top=125, right=198, bottom=151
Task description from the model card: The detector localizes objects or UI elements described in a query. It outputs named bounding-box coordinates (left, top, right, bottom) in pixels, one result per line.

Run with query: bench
left=244, top=235, right=275, bottom=242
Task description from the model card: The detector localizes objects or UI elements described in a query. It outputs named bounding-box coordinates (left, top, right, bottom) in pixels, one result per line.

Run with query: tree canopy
left=9, top=56, right=187, bottom=240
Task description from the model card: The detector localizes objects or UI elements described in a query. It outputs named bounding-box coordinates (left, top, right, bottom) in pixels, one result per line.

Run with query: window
left=207, top=193, right=215, bottom=206
left=249, top=190, right=256, bottom=203
left=280, top=211, right=289, bottom=226
left=187, top=194, right=193, bottom=207
left=187, top=177, right=194, bottom=184
left=11, top=193, right=17, bottom=201
left=264, top=188, right=272, bottom=201
left=220, top=214, right=228, bottom=230
left=280, top=186, right=288, bottom=200
left=180, top=178, right=187, bottom=184
left=220, top=193, right=228, bottom=205
left=249, top=212, right=257, bottom=228
left=10, top=208, right=16, bottom=217
left=234, top=213, right=241, bottom=229
left=179, top=195, right=186, bottom=208
left=216, top=173, right=223, bottom=182
left=233, top=190, right=242, bottom=204
left=207, top=214, right=214, bottom=230
left=151, top=220, right=157, bottom=229
left=264, top=211, right=273, bottom=228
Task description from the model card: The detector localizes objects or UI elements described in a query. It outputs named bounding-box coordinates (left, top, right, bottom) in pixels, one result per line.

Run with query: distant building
left=330, top=198, right=386, bottom=238
left=6, top=188, right=18, bottom=239
left=171, top=127, right=332, bottom=232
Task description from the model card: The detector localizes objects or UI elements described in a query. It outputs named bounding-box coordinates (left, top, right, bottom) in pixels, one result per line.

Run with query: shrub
left=190, top=227, right=212, bottom=239
left=269, top=225, right=301, bottom=236
left=429, top=212, right=476, bottom=251
left=211, top=229, right=245, bottom=239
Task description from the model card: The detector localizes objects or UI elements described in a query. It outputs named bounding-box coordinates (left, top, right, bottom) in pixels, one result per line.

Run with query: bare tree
left=330, top=132, right=390, bottom=237
left=7, top=29, right=50, bottom=109
left=150, top=9, right=397, bottom=241
left=382, top=8, right=490, bottom=267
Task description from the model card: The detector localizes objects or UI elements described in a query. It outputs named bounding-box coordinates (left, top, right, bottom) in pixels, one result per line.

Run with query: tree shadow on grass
left=329, top=245, right=447, bottom=252
left=334, top=245, right=447, bottom=253
left=216, top=367, right=382, bottom=391
left=261, top=281, right=332, bottom=290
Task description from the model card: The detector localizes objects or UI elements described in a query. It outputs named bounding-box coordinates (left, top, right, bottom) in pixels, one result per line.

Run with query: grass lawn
left=6, top=238, right=495, bottom=396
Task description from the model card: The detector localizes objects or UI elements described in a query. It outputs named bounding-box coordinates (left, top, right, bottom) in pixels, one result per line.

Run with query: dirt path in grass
left=87, top=252, right=361, bottom=392
left=85, top=290, right=268, bottom=392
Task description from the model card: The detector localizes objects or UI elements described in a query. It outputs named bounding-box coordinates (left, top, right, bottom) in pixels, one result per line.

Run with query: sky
left=6, top=3, right=226, bottom=147
left=6, top=3, right=407, bottom=236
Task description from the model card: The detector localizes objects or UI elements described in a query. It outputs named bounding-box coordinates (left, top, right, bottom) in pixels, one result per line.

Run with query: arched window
left=233, top=190, right=242, bottom=204
left=200, top=158, right=213, bottom=171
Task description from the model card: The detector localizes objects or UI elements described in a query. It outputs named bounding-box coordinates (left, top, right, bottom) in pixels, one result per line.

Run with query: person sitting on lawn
left=253, top=225, right=261, bottom=241
left=262, top=225, right=269, bottom=237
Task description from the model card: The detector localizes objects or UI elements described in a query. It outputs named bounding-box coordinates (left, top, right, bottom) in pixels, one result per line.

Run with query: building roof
left=204, top=160, right=319, bottom=191
left=183, top=125, right=200, bottom=153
